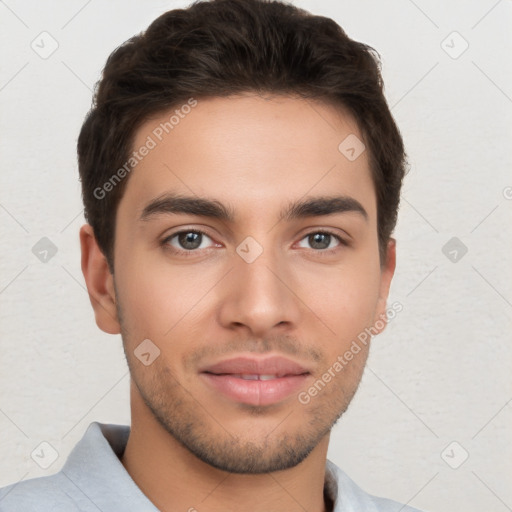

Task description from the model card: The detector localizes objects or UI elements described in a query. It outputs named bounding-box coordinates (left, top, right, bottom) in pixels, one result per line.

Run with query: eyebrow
left=139, top=193, right=368, bottom=223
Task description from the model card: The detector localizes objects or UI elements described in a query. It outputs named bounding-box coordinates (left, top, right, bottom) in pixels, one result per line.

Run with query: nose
left=217, top=239, right=301, bottom=337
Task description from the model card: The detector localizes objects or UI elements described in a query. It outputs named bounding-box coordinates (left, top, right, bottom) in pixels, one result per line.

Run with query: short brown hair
left=78, top=0, right=407, bottom=269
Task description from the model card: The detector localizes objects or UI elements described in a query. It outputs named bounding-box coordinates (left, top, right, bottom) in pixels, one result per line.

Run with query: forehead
left=118, top=93, right=376, bottom=224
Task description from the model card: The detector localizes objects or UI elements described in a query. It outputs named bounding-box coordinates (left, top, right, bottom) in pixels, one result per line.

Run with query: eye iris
left=310, top=233, right=330, bottom=250
left=179, top=232, right=202, bottom=250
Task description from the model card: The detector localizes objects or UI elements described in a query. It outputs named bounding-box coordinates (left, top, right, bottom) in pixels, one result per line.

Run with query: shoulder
left=326, top=459, right=426, bottom=512
left=0, top=472, right=87, bottom=511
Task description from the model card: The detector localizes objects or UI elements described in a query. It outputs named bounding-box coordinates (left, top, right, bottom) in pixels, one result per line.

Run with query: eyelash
left=161, top=229, right=349, bottom=257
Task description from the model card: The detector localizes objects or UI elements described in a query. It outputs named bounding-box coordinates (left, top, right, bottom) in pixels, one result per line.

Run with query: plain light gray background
left=1, top=1, right=511, bottom=511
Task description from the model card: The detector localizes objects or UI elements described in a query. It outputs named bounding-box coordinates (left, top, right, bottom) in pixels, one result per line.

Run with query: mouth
left=215, top=373, right=294, bottom=380
left=199, top=356, right=312, bottom=406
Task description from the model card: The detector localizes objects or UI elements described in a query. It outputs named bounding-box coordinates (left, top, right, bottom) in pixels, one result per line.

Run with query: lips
left=199, top=356, right=311, bottom=406
left=200, top=356, right=310, bottom=377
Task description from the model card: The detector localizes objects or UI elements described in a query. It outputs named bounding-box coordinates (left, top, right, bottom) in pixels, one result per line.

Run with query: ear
left=372, top=238, right=397, bottom=335
left=79, top=224, right=121, bottom=334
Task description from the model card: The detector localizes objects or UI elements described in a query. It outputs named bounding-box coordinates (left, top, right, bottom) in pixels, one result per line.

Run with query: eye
left=297, top=231, right=346, bottom=251
left=161, top=228, right=348, bottom=256
left=162, top=229, right=217, bottom=253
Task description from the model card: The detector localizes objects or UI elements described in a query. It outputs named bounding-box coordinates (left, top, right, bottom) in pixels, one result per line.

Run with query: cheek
left=115, top=249, right=221, bottom=342
left=303, top=259, right=382, bottom=344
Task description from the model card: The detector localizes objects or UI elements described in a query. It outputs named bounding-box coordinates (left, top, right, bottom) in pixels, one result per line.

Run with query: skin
left=80, top=93, right=396, bottom=512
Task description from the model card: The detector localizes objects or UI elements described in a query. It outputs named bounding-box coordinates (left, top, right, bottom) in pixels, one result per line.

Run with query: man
left=0, top=0, right=422, bottom=510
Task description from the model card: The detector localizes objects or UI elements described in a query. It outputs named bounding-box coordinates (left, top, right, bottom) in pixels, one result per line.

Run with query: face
left=85, top=93, right=395, bottom=474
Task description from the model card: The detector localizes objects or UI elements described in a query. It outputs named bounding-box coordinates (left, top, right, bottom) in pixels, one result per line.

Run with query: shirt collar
left=62, top=422, right=158, bottom=511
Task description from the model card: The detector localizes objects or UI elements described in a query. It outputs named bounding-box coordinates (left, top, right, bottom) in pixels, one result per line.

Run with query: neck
left=121, top=380, right=332, bottom=512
